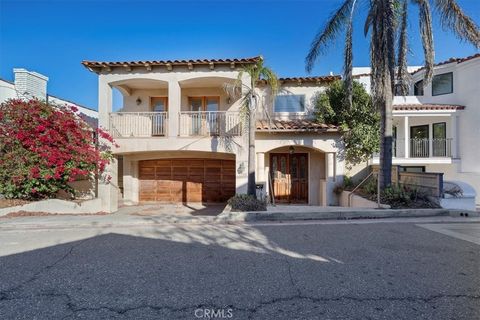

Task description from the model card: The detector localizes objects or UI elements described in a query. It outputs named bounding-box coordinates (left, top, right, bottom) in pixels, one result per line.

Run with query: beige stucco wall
left=120, top=87, right=242, bottom=113
left=256, top=83, right=327, bottom=120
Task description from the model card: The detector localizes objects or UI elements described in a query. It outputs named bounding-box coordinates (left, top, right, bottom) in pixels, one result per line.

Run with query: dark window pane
left=280, top=156, right=286, bottom=178
left=433, top=122, right=446, bottom=139
left=290, top=157, right=297, bottom=178
left=432, top=72, right=453, bottom=96
left=414, top=80, right=424, bottom=96
left=272, top=156, right=277, bottom=178
left=299, top=156, right=306, bottom=179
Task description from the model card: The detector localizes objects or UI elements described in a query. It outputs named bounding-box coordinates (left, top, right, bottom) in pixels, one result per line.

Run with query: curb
left=0, top=209, right=477, bottom=230
left=216, top=208, right=479, bottom=222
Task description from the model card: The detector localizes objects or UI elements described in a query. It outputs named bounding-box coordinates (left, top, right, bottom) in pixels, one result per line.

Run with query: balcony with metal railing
left=373, top=138, right=453, bottom=163
left=109, top=112, right=168, bottom=138
left=108, top=111, right=242, bottom=138
left=178, top=111, right=242, bottom=137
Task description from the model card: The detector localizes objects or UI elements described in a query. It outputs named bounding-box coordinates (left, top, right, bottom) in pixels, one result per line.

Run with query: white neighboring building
left=0, top=68, right=98, bottom=126
left=358, top=54, right=480, bottom=206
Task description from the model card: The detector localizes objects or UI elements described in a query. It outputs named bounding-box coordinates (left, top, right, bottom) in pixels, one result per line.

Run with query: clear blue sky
left=1, top=0, right=478, bottom=110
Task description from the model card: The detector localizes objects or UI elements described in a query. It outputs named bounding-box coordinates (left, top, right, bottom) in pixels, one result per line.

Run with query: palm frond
left=305, top=0, right=355, bottom=73
left=364, top=7, right=373, bottom=36
left=433, top=0, right=480, bottom=48
left=259, top=66, right=279, bottom=96
left=415, top=0, right=435, bottom=83
left=396, top=0, right=410, bottom=95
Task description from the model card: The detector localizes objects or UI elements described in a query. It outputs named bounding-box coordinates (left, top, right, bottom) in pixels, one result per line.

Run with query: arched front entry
left=269, top=152, right=309, bottom=203
left=260, top=145, right=328, bottom=205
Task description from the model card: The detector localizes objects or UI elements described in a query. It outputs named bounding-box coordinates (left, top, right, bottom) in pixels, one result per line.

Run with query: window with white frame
left=274, top=94, right=305, bottom=113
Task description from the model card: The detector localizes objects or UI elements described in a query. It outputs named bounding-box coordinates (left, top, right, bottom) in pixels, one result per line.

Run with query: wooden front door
left=270, top=153, right=308, bottom=203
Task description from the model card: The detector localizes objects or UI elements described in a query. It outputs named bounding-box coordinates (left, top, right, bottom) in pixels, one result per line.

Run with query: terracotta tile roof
left=393, top=104, right=465, bottom=111
left=82, top=56, right=261, bottom=72
left=352, top=73, right=370, bottom=78
left=256, top=119, right=338, bottom=132
left=412, top=53, right=480, bottom=75
left=257, top=75, right=340, bottom=85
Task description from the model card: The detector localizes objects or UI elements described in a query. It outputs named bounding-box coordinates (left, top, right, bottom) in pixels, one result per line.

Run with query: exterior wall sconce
left=136, top=97, right=142, bottom=105
left=237, top=162, right=245, bottom=174
left=289, top=146, right=295, bottom=154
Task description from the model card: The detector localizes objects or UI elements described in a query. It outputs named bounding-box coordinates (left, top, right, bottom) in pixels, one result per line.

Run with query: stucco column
left=451, top=114, right=458, bottom=158
left=122, top=157, right=139, bottom=204
left=97, top=76, right=118, bottom=212
left=168, top=80, right=181, bottom=137
left=256, top=152, right=265, bottom=182
left=428, top=124, right=433, bottom=157
left=98, top=157, right=118, bottom=213
left=326, top=152, right=335, bottom=182
left=404, top=116, right=409, bottom=158
left=98, top=75, right=112, bottom=130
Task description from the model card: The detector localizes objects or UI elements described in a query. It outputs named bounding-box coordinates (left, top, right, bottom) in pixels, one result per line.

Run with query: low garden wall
left=0, top=198, right=102, bottom=217
left=339, top=191, right=390, bottom=209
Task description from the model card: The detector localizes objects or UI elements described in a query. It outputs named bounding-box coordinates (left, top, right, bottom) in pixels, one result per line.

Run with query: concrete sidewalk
left=0, top=205, right=478, bottom=230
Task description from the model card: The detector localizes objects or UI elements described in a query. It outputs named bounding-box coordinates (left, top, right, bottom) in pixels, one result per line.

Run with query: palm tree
left=227, top=58, right=279, bottom=196
left=306, top=0, right=479, bottom=190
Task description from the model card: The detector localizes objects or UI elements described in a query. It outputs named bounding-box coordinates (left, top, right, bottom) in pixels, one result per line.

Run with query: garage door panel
left=154, top=160, right=172, bottom=166
left=139, top=181, right=157, bottom=201
left=188, top=160, right=206, bottom=167
left=205, top=168, right=221, bottom=175
left=139, top=159, right=235, bottom=203
left=139, top=167, right=155, bottom=179
left=189, top=167, right=205, bottom=175
left=141, top=160, right=157, bottom=166
left=204, top=160, right=222, bottom=167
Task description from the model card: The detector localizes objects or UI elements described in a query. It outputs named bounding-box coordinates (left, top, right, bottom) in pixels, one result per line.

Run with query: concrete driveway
left=0, top=219, right=479, bottom=319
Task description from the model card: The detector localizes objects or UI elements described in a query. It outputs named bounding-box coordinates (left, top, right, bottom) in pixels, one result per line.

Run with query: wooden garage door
left=139, top=158, right=235, bottom=203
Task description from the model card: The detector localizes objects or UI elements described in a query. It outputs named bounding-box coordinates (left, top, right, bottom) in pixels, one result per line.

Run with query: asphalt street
left=0, top=219, right=479, bottom=319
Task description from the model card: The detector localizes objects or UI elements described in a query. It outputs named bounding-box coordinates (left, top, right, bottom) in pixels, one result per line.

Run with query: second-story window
left=414, top=80, right=424, bottom=96
left=432, top=72, right=453, bottom=96
left=189, top=96, right=219, bottom=111
left=274, top=94, right=305, bottom=113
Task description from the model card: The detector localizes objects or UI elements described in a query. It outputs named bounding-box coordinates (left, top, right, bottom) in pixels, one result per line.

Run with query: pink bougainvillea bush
left=0, top=99, right=116, bottom=200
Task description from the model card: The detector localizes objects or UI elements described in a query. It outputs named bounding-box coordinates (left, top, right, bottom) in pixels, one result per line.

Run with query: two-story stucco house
left=82, top=56, right=344, bottom=212
left=364, top=53, right=479, bottom=205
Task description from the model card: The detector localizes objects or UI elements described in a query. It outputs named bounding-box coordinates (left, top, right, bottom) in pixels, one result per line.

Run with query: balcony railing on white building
left=410, top=138, right=452, bottom=158
left=109, top=112, right=168, bottom=138
left=178, top=111, right=242, bottom=137
left=375, top=138, right=452, bottom=158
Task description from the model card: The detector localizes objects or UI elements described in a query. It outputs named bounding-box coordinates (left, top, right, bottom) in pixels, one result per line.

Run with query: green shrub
left=227, top=194, right=267, bottom=212
left=343, top=176, right=354, bottom=190
left=362, top=178, right=378, bottom=195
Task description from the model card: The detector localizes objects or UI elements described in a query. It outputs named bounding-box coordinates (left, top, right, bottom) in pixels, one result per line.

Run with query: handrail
left=347, top=171, right=377, bottom=207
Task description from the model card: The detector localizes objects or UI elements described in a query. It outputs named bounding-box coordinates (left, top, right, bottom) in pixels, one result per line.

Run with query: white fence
left=178, top=111, right=242, bottom=136
left=109, top=112, right=168, bottom=137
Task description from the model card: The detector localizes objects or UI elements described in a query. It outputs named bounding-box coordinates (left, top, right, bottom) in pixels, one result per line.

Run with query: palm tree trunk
left=379, top=86, right=393, bottom=189
left=247, top=98, right=256, bottom=196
